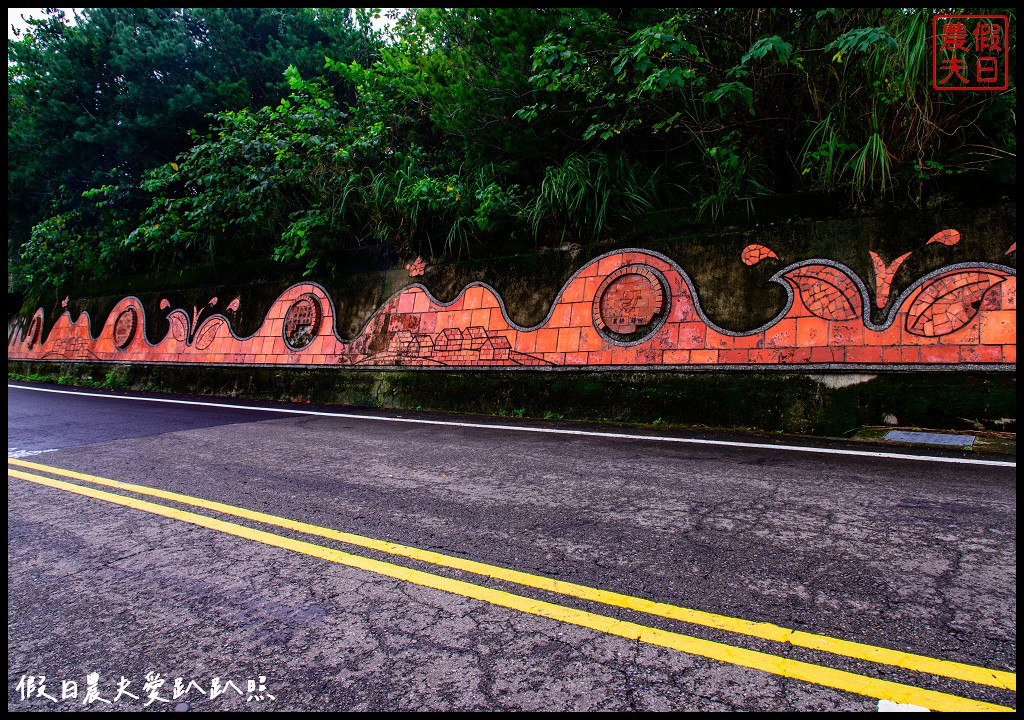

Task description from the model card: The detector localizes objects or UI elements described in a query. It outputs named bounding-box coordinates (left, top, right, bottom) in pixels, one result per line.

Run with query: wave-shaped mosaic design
left=8, top=247, right=1016, bottom=369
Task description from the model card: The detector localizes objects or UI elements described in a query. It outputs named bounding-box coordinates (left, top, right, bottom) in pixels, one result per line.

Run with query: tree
left=8, top=7, right=382, bottom=290
left=9, top=8, right=1015, bottom=294
left=517, top=8, right=1016, bottom=215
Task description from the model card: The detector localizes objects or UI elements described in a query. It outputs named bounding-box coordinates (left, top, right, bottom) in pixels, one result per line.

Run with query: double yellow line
left=8, top=458, right=1016, bottom=712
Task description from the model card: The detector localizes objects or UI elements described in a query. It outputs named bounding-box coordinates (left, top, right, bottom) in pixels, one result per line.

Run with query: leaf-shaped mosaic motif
left=194, top=318, right=225, bottom=350
left=168, top=310, right=189, bottom=342
left=926, top=229, right=961, bottom=246
left=782, top=265, right=863, bottom=321
left=905, top=270, right=1006, bottom=337
left=869, top=250, right=912, bottom=309
left=741, top=244, right=778, bottom=266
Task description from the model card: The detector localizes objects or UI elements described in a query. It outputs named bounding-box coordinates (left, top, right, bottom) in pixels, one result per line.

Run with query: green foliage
left=104, top=368, right=131, bottom=389
left=740, top=35, right=793, bottom=66
left=8, top=369, right=128, bottom=389
left=10, top=367, right=132, bottom=390
left=848, top=131, right=893, bottom=201
left=825, top=27, right=899, bottom=59
left=8, top=8, right=207, bottom=266
left=392, top=164, right=525, bottom=257
left=9, top=7, right=382, bottom=288
left=528, top=152, right=670, bottom=242
left=14, top=211, right=91, bottom=291
left=387, top=8, right=560, bottom=164
left=795, top=8, right=1014, bottom=206
left=7, top=7, right=1016, bottom=294
left=134, top=56, right=528, bottom=271
left=521, top=11, right=704, bottom=141
left=517, top=8, right=1015, bottom=213
left=697, top=133, right=772, bottom=221
left=8, top=371, right=58, bottom=384
left=799, top=113, right=856, bottom=192
left=131, top=68, right=356, bottom=273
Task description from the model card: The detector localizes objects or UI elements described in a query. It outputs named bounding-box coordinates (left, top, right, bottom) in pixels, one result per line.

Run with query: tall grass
left=848, top=130, right=893, bottom=201
left=527, top=152, right=671, bottom=244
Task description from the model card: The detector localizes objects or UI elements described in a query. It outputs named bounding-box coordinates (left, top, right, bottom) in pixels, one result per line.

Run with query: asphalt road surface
left=7, top=382, right=1017, bottom=711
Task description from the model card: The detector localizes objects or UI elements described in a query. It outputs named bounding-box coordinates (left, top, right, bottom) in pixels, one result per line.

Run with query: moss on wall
left=10, top=360, right=1015, bottom=437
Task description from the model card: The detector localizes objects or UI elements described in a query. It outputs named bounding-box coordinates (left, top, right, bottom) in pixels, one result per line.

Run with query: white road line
left=7, top=448, right=58, bottom=459
left=878, top=698, right=931, bottom=712
left=7, top=383, right=1016, bottom=468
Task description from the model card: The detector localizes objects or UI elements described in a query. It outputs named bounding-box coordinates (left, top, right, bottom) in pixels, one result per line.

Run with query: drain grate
left=883, top=430, right=976, bottom=447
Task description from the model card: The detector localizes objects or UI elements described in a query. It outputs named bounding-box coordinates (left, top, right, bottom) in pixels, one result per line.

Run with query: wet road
left=7, top=382, right=1017, bottom=711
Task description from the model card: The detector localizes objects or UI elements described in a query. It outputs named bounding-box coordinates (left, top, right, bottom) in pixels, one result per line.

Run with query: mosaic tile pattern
left=356, top=326, right=550, bottom=367
left=870, top=251, right=913, bottom=309
left=113, top=308, right=138, bottom=349
left=927, top=229, right=961, bottom=246
left=781, top=265, right=863, bottom=321
left=8, top=250, right=1016, bottom=369
left=905, top=270, right=1007, bottom=337
left=741, top=244, right=779, bottom=266
left=406, top=256, right=427, bottom=277
left=594, top=265, right=666, bottom=341
left=283, top=294, right=322, bottom=350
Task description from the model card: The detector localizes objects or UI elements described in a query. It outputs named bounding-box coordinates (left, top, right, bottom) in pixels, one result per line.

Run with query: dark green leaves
left=825, top=27, right=898, bottom=60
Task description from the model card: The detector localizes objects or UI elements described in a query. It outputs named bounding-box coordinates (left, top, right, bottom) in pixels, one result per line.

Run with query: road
left=7, top=382, right=1017, bottom=711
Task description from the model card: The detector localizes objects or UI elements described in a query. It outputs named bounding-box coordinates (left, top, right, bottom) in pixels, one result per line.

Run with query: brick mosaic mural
left=8, top=237, right=1016, bottom=370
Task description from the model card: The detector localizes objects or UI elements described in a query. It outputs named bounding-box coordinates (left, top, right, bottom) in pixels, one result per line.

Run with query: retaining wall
left=9, top=217, right=1016, bottom=435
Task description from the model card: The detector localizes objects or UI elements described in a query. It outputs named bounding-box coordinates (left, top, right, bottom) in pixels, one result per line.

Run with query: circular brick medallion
left=283, top=293, right=323, bottom=350
left=593, top=265, right=669, bottom=344
left=113, top=308, right=138, bottom=349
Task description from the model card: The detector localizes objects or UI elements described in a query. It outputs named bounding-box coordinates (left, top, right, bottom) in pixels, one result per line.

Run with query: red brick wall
left=8, top=249, right=1016, bottom=369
